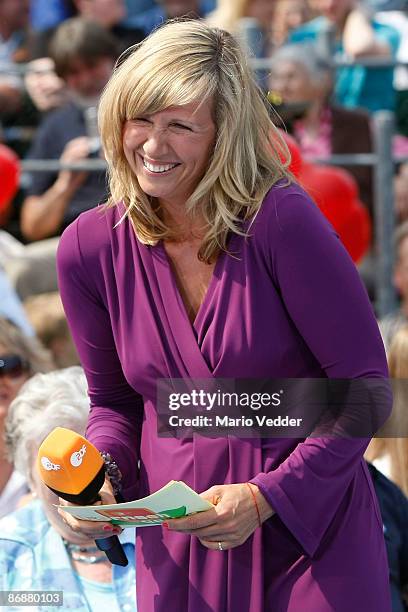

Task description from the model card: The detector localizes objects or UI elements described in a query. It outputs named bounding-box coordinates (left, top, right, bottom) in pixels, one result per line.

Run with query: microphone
left=37, top=427, right=128, bottom=567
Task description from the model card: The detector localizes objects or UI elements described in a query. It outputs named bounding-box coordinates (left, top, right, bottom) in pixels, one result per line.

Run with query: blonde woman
left=56, top=20, right=392, bottom=612
left=366, top=325, right=408, bottom=497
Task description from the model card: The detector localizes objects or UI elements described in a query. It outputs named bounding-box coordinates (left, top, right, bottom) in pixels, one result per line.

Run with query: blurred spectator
left=367, top=463, right=408, bottom=612
left=272, top=0, right=313, bottom=47
left=128, top=0, right=215, bottom=38
left=24, top=57, right=67, bottom=113
left=365, top=0, right=408, bottom=9
left=1, top=367, right=136, bottom=610
left=268, top=44, right=373, bottom=215
left=30, top=0, right=75, bottom=32
left=365, top=324, right=408, bottom=610
left=4, top=18, right=117, bottom=298
left=124, top=0, right=155, bottom=19
left=207, top=0, right=275, bottom=56
left=0, top=317, right=54, bottom=518
left=3, top=236, right=63, bottom=299
left=0, top=0, right=31, bottom=116
left=20, top=18, right=116, bottom=243
left=289, top=0, right=400, bottom=112
left=379, top=221, right=408, bottom=351
left=376, top=8, right=408, bottom=139
left=31, top=0, right=144, bottom=59
left=367, top=325, right=408, bottom=494
left=24, top=292, right=79, bottom=368
left=0, top=269, right=33, bottom=335
left=0, top=231, right=34, bottom=334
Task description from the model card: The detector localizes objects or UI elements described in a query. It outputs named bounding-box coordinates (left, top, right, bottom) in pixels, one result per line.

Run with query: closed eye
left=171, top=123, right=193, bottom=131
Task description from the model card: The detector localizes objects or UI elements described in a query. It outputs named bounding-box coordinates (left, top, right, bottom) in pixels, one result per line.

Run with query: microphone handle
left=90, top=491, right=129, bottom=567
left=95, top=535, right=129, bottom=566
left=50, top=470, right=129, bottom=567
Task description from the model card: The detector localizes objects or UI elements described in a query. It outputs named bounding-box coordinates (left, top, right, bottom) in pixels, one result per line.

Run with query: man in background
left=4, top=18, right=117, bottom=299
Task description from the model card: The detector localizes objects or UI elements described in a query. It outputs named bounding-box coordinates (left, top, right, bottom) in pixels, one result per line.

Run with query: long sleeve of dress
left=57, top=215, right=143, bottom=500
left=250, top=189, right=392, bottom=558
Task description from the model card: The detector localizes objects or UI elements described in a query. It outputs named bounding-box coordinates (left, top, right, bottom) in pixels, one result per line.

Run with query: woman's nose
left=143, top=127, right=169, bottom=158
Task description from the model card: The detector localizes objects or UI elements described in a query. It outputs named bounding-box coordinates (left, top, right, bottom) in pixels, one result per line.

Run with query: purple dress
left=57, top=182, right=392, bottom=611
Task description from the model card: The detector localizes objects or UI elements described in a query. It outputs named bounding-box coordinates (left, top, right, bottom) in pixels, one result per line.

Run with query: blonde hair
left=0, top=317, right=55, bottom=375
left=98, top=19, right=290, bottom=263
left=366, top=325, right=408, bottom=497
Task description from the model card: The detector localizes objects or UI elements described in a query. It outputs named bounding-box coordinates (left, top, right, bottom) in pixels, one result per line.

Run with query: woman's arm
left=57, top=214, right=143, bottom=500
left=248, top=189, right=392, bottom=557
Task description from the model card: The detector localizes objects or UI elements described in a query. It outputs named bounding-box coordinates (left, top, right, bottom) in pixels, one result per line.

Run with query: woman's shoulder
left=59, top=203, right=119, bottom=246
left=57, top=203, right=126, bottom=271
left=246, top=179, right=337, bottom=261
left=256, top=179, right=330, bottom=235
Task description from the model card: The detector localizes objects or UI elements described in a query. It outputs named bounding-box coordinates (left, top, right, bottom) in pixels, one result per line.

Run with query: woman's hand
left=165, top=483, right=274, bottom=551
left=57, top=476, right=123, bottom=539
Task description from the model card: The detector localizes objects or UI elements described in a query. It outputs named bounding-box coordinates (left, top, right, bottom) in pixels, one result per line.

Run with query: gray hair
left=269, top=43, right=333, bottom=85
left=4, top=367, right=89, bottom=486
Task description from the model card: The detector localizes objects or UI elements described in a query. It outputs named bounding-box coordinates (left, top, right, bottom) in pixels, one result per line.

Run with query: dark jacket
left=368, top=462, right=408, bottom=612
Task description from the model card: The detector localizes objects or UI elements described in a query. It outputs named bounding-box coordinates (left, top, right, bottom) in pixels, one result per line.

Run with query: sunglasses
left=0, top=354, right=29, bottom=379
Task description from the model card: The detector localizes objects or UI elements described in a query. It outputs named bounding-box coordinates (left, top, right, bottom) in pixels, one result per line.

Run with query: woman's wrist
left=248, top=483, right=275, bottom=524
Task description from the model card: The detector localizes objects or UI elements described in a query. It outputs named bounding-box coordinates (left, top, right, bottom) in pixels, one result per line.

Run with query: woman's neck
left=159, top=200, right=207, bottom=242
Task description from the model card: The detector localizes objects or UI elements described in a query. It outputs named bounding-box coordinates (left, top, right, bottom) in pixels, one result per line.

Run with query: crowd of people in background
left=1, top=0, right=408, bottom=610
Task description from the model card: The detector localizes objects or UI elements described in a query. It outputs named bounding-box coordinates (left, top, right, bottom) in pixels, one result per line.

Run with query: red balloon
left=337, top=201, right=371, bottom=264
left=0, top=144, right=20, bottom=213
left=298, top=162, right=370, bottom=262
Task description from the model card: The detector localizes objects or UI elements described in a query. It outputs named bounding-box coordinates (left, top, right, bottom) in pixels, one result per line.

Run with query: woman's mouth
left=142, top=158, right=180, bottom=174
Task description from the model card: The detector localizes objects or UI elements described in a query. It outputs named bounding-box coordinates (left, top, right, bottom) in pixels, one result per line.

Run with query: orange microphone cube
left=37, top=427, right=104, bottom=497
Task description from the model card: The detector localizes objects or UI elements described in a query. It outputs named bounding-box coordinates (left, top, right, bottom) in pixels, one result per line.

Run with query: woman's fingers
left=57, top=479, right=123, bottom=537
left=57, top=506, right=122, bottom=537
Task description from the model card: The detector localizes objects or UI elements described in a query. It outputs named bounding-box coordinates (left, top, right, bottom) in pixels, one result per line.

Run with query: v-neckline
left=158, top=239, right=225, bottom=331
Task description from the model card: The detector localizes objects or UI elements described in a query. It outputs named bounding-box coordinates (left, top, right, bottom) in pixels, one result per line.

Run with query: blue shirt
left=288, top=16, right=400, bottom=112
left=126, top=0, right=215, bottom=37
left=0, top=500, right=136, bottom=612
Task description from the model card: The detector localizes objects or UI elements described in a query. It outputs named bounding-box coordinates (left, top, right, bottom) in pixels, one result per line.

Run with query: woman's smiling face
left=122, top=99, right=216, bottom=210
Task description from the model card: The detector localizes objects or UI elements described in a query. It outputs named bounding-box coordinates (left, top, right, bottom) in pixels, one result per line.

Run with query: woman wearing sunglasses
left=0, top=317, right=54, bottom=518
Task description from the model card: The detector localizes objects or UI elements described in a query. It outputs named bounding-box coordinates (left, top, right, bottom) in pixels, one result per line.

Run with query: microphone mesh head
left=37, top=427, right=104, bottom=495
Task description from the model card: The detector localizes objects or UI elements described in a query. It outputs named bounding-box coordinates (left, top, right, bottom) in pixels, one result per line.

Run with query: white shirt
left=0, top=470, right=28, bottom=519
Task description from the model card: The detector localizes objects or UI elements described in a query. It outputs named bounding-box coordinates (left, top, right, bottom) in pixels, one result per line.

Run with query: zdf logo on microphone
left=41, top=456, right=61, bottom=471
left=70, top=444, right=87, bottom=467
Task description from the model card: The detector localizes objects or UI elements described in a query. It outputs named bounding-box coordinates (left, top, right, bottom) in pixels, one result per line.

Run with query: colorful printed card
left=57, top=480, right=213, bottom=527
